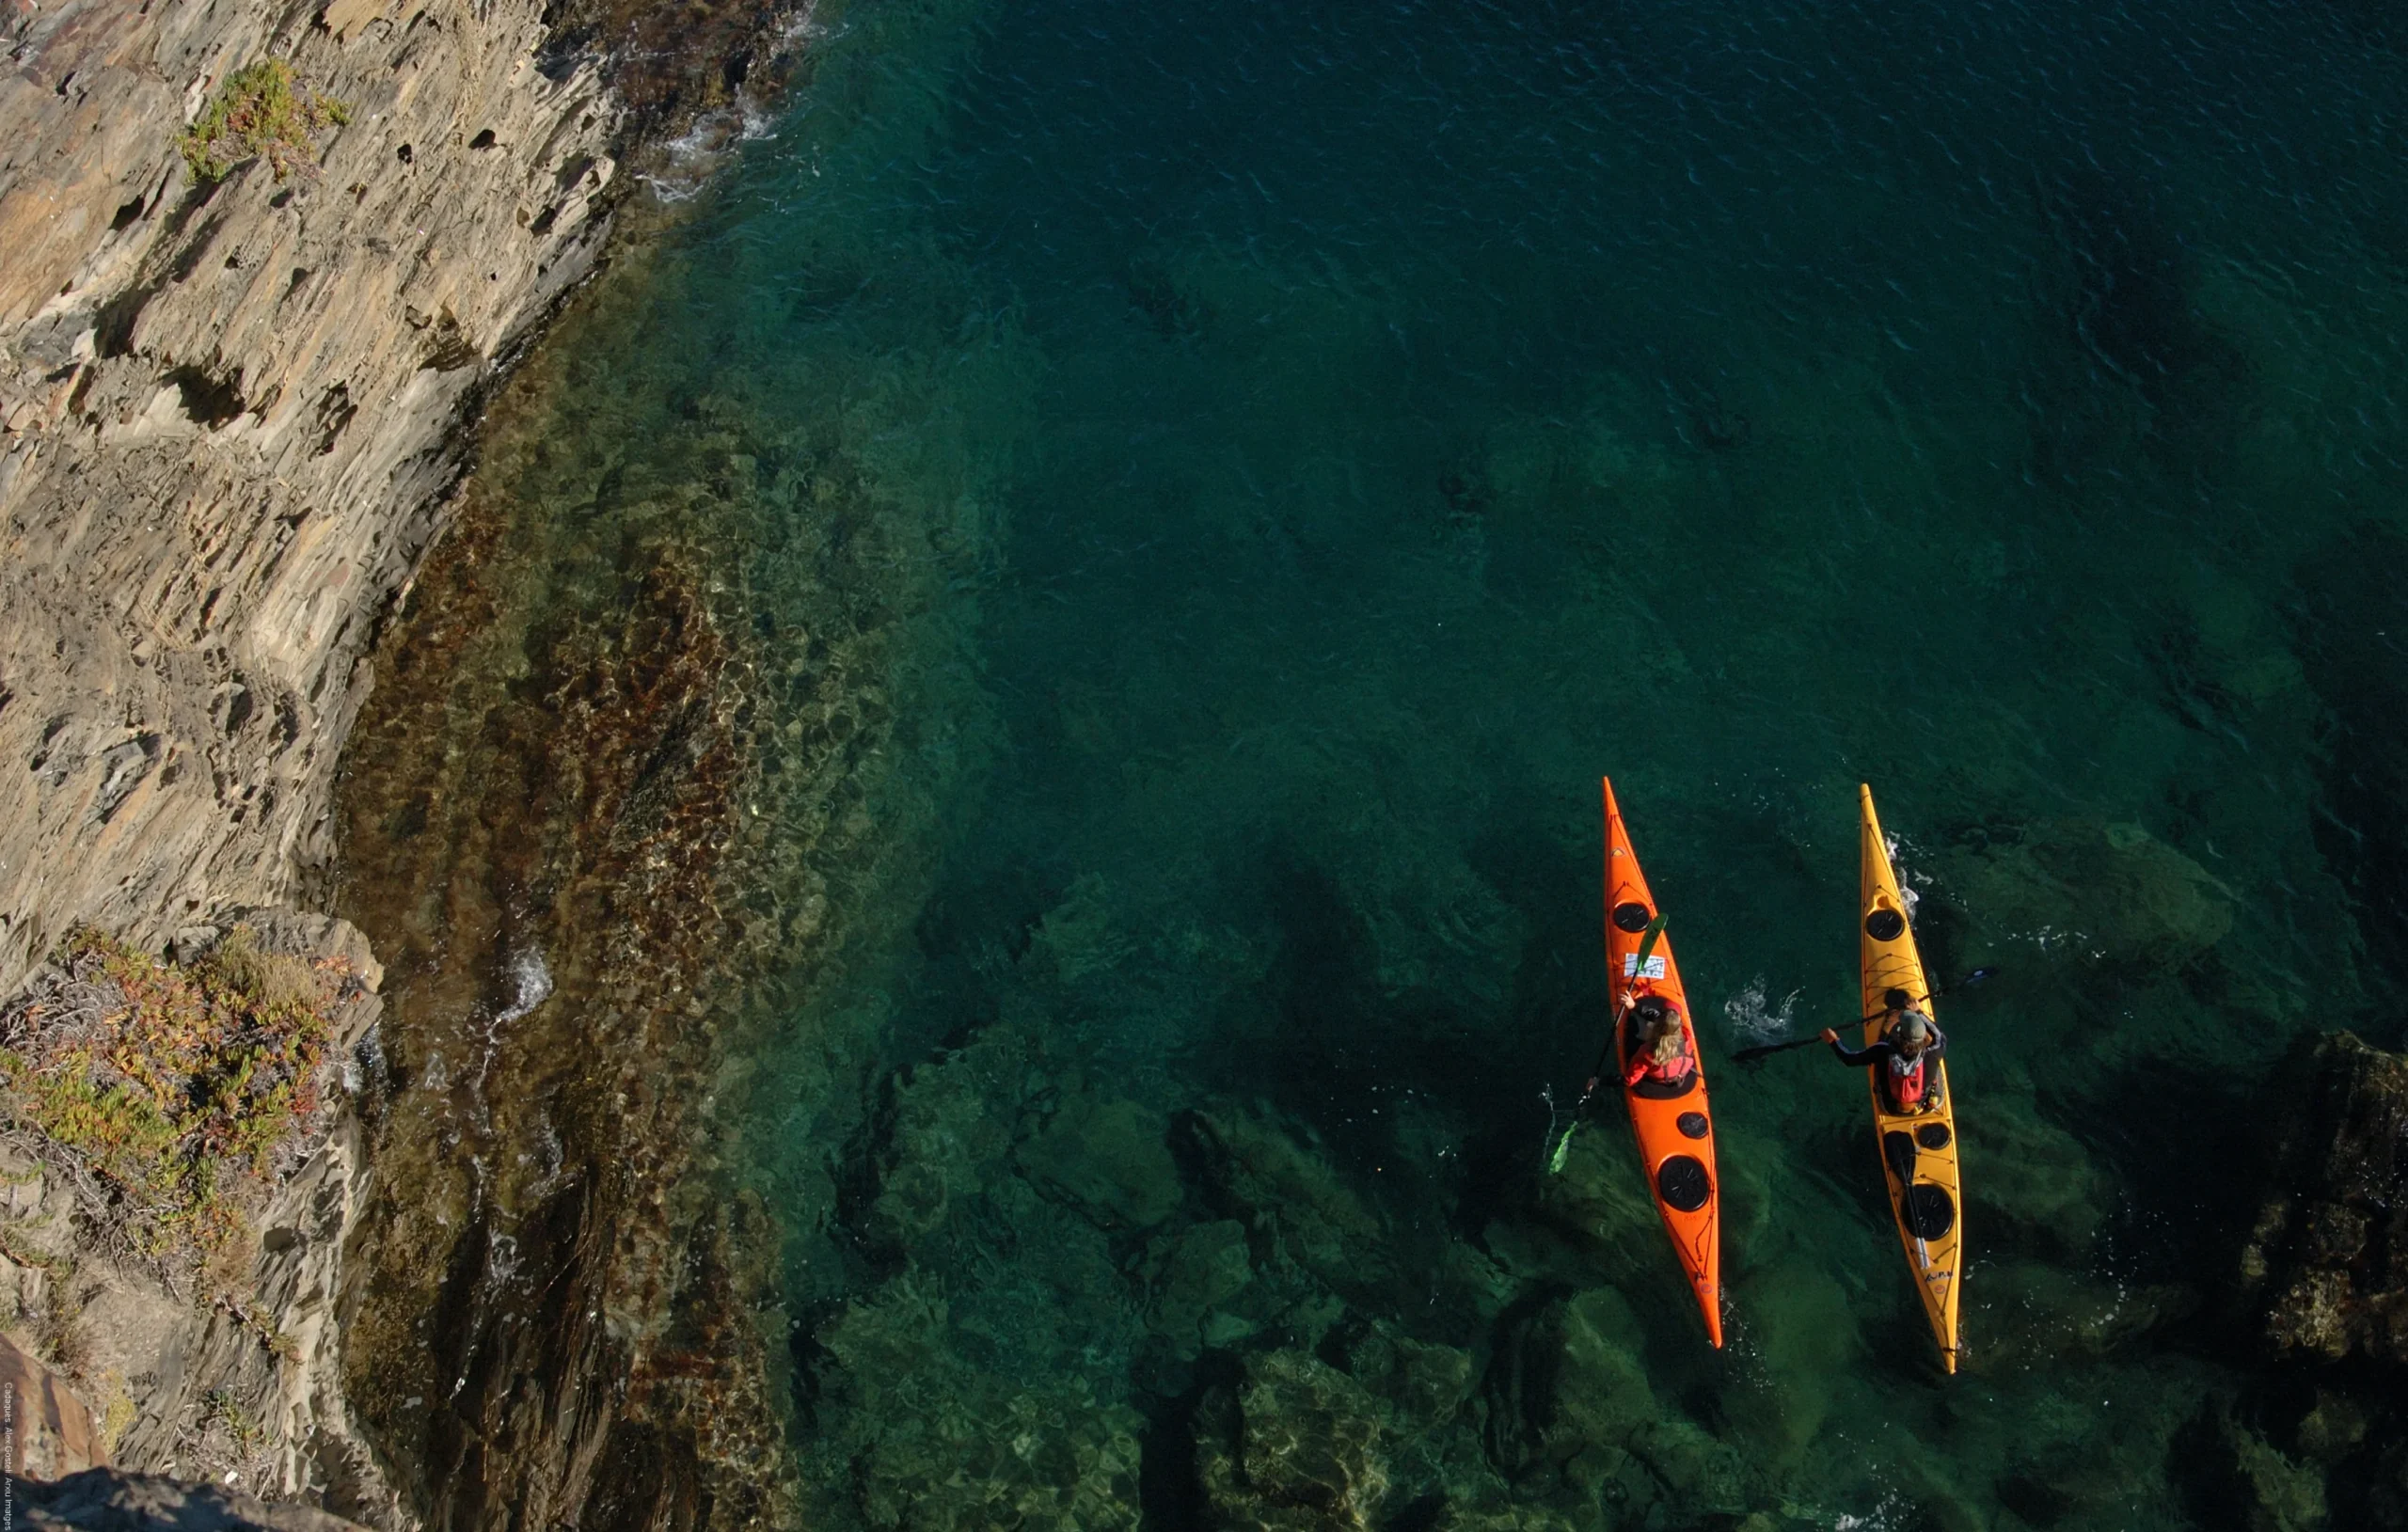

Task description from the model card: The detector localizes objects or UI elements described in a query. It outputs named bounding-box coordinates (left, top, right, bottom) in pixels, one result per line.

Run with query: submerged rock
left=2199, top=1032, right=2408, bottom=1528
left=1179, top=1107, right=1388, bottom=1292
left=2175, top=1408, right=2331, bottom=1532
left=1150, top=1219, right=1256, bottom=1350
left=1196, top=1350, right=1393, bottom=1530
left=1931, top=816, right=2233, bottom=971
left=1959, top=1085, right=2111, bottom=1260
left=1482, top=1287, right=1748, bottom=1521
left=1018, top=1093, right=1183, bottom=1232
left=1521, top=1112, right=1671, bottom=1288
left=1965, top=1259, right=2196, bottom=1382
left=816, top=1274, right=1146, bottom=1530
left=2239, top=1033, right=2408, bottom=1365
left=1326, top=1321, right=1475, bottom=1436
left=1723, top=1259, right=1858, bottom=1465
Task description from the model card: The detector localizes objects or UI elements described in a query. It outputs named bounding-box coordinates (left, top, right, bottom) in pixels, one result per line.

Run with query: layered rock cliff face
left=2, top=0, right=804, bottom=1518
left=1, top=911, right=398, bottom=1516
left=0, top=0, right=632, bottom=997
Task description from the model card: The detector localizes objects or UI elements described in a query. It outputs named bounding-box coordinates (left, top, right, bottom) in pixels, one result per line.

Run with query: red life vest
left=1889, top=1050, right=1926, bottom=1106
left=1627, top=1022, right=1696, bottom=1084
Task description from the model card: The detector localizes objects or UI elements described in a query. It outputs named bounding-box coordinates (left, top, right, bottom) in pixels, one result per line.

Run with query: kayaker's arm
left=1820, top=1027, right=1888, bottom=1067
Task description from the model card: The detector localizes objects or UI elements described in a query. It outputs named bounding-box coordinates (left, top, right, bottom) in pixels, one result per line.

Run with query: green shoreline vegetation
left=177, top=59, right=352, bottom=184
left=0, top=926, right=339, bottom=1272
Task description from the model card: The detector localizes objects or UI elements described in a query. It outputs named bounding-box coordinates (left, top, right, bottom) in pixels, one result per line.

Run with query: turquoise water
left=477, top=0, right=2408, bottom=1524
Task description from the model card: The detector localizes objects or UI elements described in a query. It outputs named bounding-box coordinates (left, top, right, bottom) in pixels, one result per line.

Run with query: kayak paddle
left=1550, top=912, right=1668, bottom=1173
left=1727, top=966, right=1998, bottom=1064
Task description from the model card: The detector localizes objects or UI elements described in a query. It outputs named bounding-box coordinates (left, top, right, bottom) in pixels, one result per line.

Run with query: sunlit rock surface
left=0, top=1335, right=109, bottom=1479
left=0, top=0, right=628, bottom=996
left=2, top=0, right=816, bottom=1519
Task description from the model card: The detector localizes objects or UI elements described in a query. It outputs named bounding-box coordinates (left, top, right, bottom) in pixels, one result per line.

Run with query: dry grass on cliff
left=0, top=928, right=341, bottom=1272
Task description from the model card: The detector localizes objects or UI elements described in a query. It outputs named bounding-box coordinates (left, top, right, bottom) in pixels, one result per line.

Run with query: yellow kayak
left=1858, top=784, right=1963, bottom=1373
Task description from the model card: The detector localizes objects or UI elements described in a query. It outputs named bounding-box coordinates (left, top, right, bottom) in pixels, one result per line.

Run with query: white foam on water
left=495, top=947, right=555, bottom=1026
left=1827, top=1492, right=1909, bottom=1531
left=739, top=102, right=782, bottom=142
left=1885, top=830, right=1926, bottom=922
left=777, top=0, right=831, bottom=48
left=464, top=948, right=554, bottom=1131
left=1722, top=975, right=1800, bottom=1044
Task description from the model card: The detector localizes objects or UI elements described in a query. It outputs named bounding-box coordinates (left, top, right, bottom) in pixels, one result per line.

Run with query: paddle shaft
left=1727, top=967, right=1996, bottom=1064
left=1727, top=1034, right=1826, bottom=1064
left=1577, top=913, right=1668, bottom=1104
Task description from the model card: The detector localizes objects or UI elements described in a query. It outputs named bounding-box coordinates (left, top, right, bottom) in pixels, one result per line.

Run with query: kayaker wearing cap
left=1818, top=1005, right=1945, bottom=1113
left=1622, top=994, right=1699, bottom=1089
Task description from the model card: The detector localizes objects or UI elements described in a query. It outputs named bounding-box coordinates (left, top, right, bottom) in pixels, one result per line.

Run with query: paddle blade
left=1633, top=913, right=1669, bottom=977
left=1615, top=913, right=1670, bottom=1003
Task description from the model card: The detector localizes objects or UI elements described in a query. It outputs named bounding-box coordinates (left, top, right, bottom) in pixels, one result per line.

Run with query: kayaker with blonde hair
left=1819, top=1004, right=1946, bottom=1113
left=1622, top=993, right=1698, bottom=1090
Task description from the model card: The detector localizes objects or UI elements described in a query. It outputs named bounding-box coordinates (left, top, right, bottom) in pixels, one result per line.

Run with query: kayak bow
left=1602, top=777, right=1724, bottom=1347
left=1858, top=784, right=1965, bottom=1373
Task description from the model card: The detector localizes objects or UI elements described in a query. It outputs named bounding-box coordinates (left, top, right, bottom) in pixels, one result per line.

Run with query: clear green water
left=487, top=0, right=2408, bottom=1524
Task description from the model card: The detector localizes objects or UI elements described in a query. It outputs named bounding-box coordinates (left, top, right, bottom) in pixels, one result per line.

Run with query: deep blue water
left=482, top=0, right=2408, bottom=1524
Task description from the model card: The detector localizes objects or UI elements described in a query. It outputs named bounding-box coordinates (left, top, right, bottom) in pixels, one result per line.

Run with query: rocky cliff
left=0, top=0, right=797, bottom=997
left=0, top=0, right=641, bottom=998
left=1, top=0, right=804, bottom=1516
left=8, top=1466, right=372, bottom=1531
left=1, top=910, right=400, bottom=1515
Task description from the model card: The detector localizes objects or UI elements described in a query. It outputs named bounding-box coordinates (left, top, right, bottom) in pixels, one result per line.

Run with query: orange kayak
left=1601, top=777, right=1724, bottom=1347
left=1858, top=784, right=1964, bottom=1372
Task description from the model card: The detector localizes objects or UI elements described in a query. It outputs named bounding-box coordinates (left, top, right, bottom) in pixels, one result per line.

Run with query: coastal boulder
left=2238, top=1033, right=2408, bottom=1365
left=0, top=1335, right=107, bottom=1479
